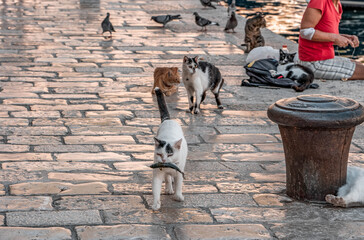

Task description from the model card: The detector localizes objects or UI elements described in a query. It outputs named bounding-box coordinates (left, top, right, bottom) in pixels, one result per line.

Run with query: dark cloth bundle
left=242, top=58, right=319, bottom=90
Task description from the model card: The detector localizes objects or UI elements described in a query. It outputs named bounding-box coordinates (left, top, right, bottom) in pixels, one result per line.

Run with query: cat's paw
left=269, top=70, right=278, bottom=77
left=173, top=194, right=184, bottom=202
left=188, top=106, right=194, bottom=113
left=165, top=187, right=174, bottom=195
left=193, top=108, right=200, bottom=114
left=151, top=202, right=161, bottom=210
left=325, top=194, right=347, bottom=208
left=218, top=105, right=223, bottom=109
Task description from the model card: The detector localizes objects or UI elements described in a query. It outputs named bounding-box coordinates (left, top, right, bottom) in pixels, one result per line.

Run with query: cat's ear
left=172, top=67, right=178, bottom=73
left=193, top=56, right=199, bottom=63
left=174, top=138, right=183, bottom=150
left=279, top=49, right=284, bottom=54
left=154, top=137, right=161, bottom=147
left=183, top=56, right=189, bottom=63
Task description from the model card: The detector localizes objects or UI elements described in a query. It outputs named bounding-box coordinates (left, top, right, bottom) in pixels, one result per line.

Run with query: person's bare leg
left=349, top=62, right=364, bottom=80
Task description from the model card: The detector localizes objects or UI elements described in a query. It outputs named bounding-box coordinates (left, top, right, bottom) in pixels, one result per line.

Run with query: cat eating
left=182, top=56, right=224, bottom=114
left=151, top=67, right=180, bottom=96
left=151, top=87, right=188, bottom=211
left=326, top=166, right=364, bottom=207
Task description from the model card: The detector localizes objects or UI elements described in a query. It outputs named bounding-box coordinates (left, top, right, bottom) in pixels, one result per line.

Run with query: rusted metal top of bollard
left=268, top=94, right=364, bottom=128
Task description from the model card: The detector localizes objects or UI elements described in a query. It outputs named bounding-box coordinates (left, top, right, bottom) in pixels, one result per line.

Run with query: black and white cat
left=182, top=56, right=224, bottom=114
left=152, top=87, right=188, bottom=211
left=246, top=46, right=297, bottom=64
left=269, top=63, right=314, bottom=92
left=326, top=166, right=364, bottom=208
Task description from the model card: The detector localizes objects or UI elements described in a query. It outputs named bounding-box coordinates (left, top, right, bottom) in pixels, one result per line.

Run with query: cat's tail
left=155, top=87, right=170, bottom=122
left=292, top=65, right=314, bottom=92
left=292, top=74, right=314, bottom=92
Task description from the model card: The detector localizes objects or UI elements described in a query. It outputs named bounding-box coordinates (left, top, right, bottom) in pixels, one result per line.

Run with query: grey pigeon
left=101, top=13, right=115, bottom=38
left=193, top=12, right=219, bottom=31
left=200, top=0, right=216, bottom=9
left=224, top=11, right=238, bottom=32
left=227, top=2, right=236, bottom=14
left=151, top=14, right=182, bottom=27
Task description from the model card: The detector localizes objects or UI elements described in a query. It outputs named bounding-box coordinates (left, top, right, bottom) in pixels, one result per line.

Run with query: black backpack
left=242, top=58, right=319, bottom=91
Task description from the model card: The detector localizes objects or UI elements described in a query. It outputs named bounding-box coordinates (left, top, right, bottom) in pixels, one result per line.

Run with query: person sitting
left=297, top=0, right=364, bottom=80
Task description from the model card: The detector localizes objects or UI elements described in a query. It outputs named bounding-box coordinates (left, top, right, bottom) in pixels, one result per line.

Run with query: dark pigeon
left=224, top=11, right=238, bottom=32
left=193, top=12, right=219, bottom=31
left=151, top=14, right=182, bottom=27
left=200, top=0, right=216, bottom=9
left=101, top=13, right=115, bottom=38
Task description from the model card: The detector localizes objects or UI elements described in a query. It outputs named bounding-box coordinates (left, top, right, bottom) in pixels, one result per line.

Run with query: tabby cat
left=182, top=56, right=224, bottom=114
left=242, top=12, right=266, bottom=53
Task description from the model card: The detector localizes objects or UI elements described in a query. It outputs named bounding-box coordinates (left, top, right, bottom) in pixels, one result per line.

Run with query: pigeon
left=193, top=12, right=219, bottom=31
left=151, top=14, right=182, bottom=27
left=200, top=0, right=216, bottom=9
left=101, top=13, right=115, bottom=38
left=224, top=11, right=238, bottom=32
left=227, top=2, right=236, bottom=14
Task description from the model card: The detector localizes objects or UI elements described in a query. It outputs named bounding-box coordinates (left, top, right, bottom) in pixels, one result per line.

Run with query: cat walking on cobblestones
left=182, top=56, right=224, bottom=114
left=151, top=88, right=188, bottom=210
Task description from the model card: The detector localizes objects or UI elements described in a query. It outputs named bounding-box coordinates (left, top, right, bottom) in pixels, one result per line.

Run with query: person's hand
left=334, top=34, right=354, bottom=48
left=343, top=35, right=360, bottom=48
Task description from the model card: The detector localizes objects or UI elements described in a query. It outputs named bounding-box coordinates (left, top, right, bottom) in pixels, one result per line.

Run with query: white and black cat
left=326, top=166, right=364, bottom=208
left=270, top=63, right=314, bottom=92
left=182, top=56, right=224, bottom=114
left=152, top=87, right=188, bottom=211
left=246, top=46, right=297, bottom=64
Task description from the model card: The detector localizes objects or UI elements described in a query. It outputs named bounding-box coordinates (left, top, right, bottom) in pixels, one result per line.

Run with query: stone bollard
left=267, top=94, right=364, bottom=201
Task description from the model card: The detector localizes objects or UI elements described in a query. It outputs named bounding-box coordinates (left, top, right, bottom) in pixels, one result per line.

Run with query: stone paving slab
left=76, top=224, right=171, bottom=240
left=0, top=227, right=72, bottom=240
left=0, top=0, right=363, bottom=239
left=174, top=224, right=272, bottom=240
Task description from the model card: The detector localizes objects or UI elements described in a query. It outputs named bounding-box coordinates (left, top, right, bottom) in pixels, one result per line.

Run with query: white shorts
left=297, top=56, right=356, bottom=80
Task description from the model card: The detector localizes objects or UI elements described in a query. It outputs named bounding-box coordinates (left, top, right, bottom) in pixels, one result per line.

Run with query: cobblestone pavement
left=0, top=0, right=364, bottom=239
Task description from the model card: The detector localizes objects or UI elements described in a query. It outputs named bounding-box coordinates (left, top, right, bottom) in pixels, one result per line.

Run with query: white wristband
left=300, top=28, right=315, bottom=40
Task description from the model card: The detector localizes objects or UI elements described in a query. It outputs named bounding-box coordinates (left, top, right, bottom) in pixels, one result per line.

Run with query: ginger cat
left=151, top=67, right=180, bottom=96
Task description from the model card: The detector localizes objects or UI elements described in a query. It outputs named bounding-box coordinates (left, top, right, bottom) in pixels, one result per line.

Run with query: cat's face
left=183, top=56, right=199, bottom=74
left=279, top=50, right=296, bottom=65
left=167, top=67, right=180, bottom=84
left=154, top=137, right=182, bottom=163
left=251, top=12, right=266, bottom=28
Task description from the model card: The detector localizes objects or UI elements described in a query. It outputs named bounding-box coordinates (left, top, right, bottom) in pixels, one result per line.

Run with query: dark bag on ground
left=242, top=58, right=319, bottom=91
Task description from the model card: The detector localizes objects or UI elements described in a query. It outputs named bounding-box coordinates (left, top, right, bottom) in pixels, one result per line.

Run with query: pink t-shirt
left=299, top=0, right=342, bottom=61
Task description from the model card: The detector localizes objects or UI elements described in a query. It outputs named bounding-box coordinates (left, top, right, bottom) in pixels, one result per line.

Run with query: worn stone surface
left=0, top=196, right=53, bottom=212
left=7, top=210, right=102, bottom=227
left=54, top=195, right=145, bottom=210
left=104, top=208, right=213, bottom=224
left=0, top=227, right=72, bottom=240
left=0, top=0, right=363, bottom=239
left=174, top=224, right=272, bottom=240
left=10, top=182, right=109, bottom=195
left=76, top=225, right=171, bottom=240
